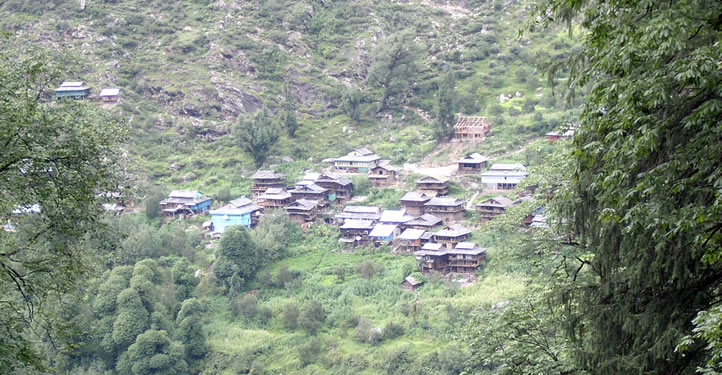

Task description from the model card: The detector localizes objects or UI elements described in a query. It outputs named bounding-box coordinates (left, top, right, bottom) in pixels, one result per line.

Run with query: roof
left=403, top=275, right=423, bottom=286
left=334, top=148, right=381, bottom=163
left=228, top=196, right=254, bottom=208
left=455, top=241, right=477, bottom=250
left=285, top=199, right=319, bottom=210
left=60, top=81, right=87, bottom=87
left=416, top=176, right=447, bottom=184
left=400, top=192, right=431, bottom=202
left=290, top=183, right=328, bottom=194
left=252, top=170, right=285, bottom=179
left=317, top=174, right=353, bottom=186
left=425, top=197, right=464, bottom=207
left=454, top=116, right=492, bottom=130
left=421, top=242, right=443, bottom=251
left=477, top=196, right=515, bottom=208
left=300, top=171, right=321, bottom=182
left=169, top=190, right=202, bottom=199
left=435, top=225, right=472, bottom=237
left=369, top=224, right=397, bottom=238
left=420, top=231, right=434, bottom=240
left=99, top=88, right=120, bottom=96
left=405, top=214, right=443, bottom=226
left=448, top=248, right=486, bottom=256
left=12, top=204, right=41, bottom=214
left=210, top=200, right=262, bottom=215
left=380, top=209, right=413, bottom=223
left=354, top=147, right=375, bottom=156
left=103, top=203, right=124, bottom=212
left=530, top=215, right=548, bottom=228
left=457, top=152, right=488, bottom=164
left=489, top=163, right=527, bottom=171
left=371, top=161, right=402, bottom=172
left=343, top=206, right=380, bottom=214
left=56, top=81, right=90, bottom=92
left=545, top=129, right=575, bottom=137
left=259, top=188, right=291, bottom=200
left=335, top=206, right=381, bottom=221
left=161, top=196, right=212, bottom=207
left=340, top=219, right=375, bottom=230
left=399, top=228, right=426, bottom=240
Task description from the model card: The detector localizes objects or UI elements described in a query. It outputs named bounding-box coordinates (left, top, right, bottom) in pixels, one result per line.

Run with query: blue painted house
left=209, top=196, right=262, bottom=233
left=159, top=190, right=212, bottom=217
left=55, top=81, right=91, bottom=99
left=369, top=223, right=397, bottom=244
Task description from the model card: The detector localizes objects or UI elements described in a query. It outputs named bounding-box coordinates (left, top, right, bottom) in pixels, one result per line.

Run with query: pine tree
left=434, top=70, right=457, bottom=140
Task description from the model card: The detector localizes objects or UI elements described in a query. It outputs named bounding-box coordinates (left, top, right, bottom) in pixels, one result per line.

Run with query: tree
left=340, top=87, right=364, bottom=123
left=299, top=301, right=326, bottom=335
left=0, top=34, right=125, bottom=371
left=525, top=0, right=722, bottom=373
left=281, top=302, right=299, bottom=331
left=175, top=298, right=208, bottom=362
left=281, top=81, right=299, bottom=137
left=232, top=108, right=281, bottom=168
left=112, top=288, right=150, bottom=350
left=366, top=31, right=419, bottom=110
left=433, top=70, right=457, bottom=140
left=171, top=258, right=198, bottom=304
left=121, top=329, right=188, bottom=375
left=214, top=226, right=259, bottom=291
left=143, top=189, right=166, bottom=220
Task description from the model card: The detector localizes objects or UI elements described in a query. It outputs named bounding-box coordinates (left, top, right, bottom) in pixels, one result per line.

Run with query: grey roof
left=12, top=204, right=41, bottom=214
left=477, top=196, right=514, bottom=208
left=340, top=219, right=375, bottom=230
left=403, top=275, right=423, bottom=286
left=99, top=88, right=120, bottom=96
left=435, top=226, right=472, bottom=237
left=290, top=183, right=328, bottom=194
left=421, top=242, right=443, bottom=251
left=400, top=191, right=431, bottom=202
left=259, top=188, right=291, bottom=200
left=405, top=214, right=443, bottom=226
left=424, top=197, right=464, bottom=207
left=336, top=206, right=381, bottom=221
left=169, top=190, right=202, bottom=199
left=414, top=250, right=447, bottom=257
left=161, top=196, right=212, bottom=206
left=301, top=171, right=321, bottom=182
left=60, top=81, right=86, bottom=87
left=228, top=196, right=254, bottom=207
left=399, top=229, right=426, bottom=240
left=355, top=147, right=375, bottom=156
left=420, top=232, right=434, bottom=240
left=457, top=153, right=488, bottom=163
left=210, top=196, right=260, bottom=215
left=285, top=199, right=319, bottom=211
left=317, top=174, right=353, bottom=186
left=448, top=248, right=486, bottom=256
left=489, top=163, right=527, bottom=171
left=369, top=224, right=397, bottom=238
left=380, top=209, right=413, bottom=223
left=455, top=241, right=477, bottom=250
left=372, top=161, right=402, bottom=172
left=416, top=176, right=447, bottom=184
left=252, top=170, right=285, bottom=179
left=343, top=206, right=380, bottom=214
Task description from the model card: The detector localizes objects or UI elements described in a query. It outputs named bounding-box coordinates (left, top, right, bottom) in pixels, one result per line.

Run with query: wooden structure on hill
left=423, top=197, right=465, bottom=223
left=159, top=190, right=212, bottom=217
left=316, top=174, right=353, bottom=203
left=250, top=170, right=286, bottom=198
left=416, top=176, right=449, bottom=197
left=285, top=199, right=319, bottom=224
left=368, top=160, right=401, bottom=187
left=476, top=196, right=515, bottom=221
left=433, top=225, right=472, bottom=249
left=55, top=81, right=91, bottom=100
left=453, top=116, right=491, bottom=140
left=339, top=220, right=375, bottom=247
left=414, top=241, right=486, bottom=274
left=331, top=147, right=381, bottom=173
left=289, top=183, right=329, bottom=206
left=457, top=153, right=488, bottom=174
left=400, top=192, right=432, bottom=216
left=258, top=188, right=292, bottom=208
left=209, top=196, right=262, bottom=232
left=99, top=88, right=120, bottom=102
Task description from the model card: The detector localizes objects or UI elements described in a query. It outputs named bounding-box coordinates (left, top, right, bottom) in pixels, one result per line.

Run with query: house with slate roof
left=481, top=164, right=528, bottom=191
left=339, top=219, right=375, bottom=247
left=160, top=190, right=213, bottom=217
left=476, top=196, right=515, bottom=221
left=209, top=196, right=262, bottom=233
left=289, top=183, right=329, bottom=206
left=368, top=224, right=397, bottom=245
left=433, top=225, right=472, bottom=249
left=368, top=160, right=402, bottom=187
left=400, top=213, right=443, bottom=231
left=400, top=191, right=432, bottom=216
left=251, top=170, right=286, bottom=198
left=99, top=88, right=120, bottom=102
left=335, top=205, right=381, bottom=224
left=416, top=176, right=449, bottom=197
left=457, top=153, right=488, bottom=174
left=285, top=199, right=319, bottom=224
left=259, top=188, right=293, bottom=208
left=316, top=174, right=354, bottom=203
left=424, top=197, right=465, bottom=223
left=398, top=228, right=426, bottom=253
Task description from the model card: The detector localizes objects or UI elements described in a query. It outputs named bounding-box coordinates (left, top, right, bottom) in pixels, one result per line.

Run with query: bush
left=231, top=294, right=258, bottom=319
left=358, top=259, right=383, bottom=279
left=383, top=321, right=405, bottom=340
left=299, top=301, right=326, bottom=335
left=276, top=264, right=292, bottom=288
left=297, top=338, right=322, bottom=367
left=282, top=303, right=299, bottom=330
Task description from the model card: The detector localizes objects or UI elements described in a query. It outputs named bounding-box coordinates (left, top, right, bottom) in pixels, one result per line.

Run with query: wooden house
left=400, top=192, right=431, bottom=216
left=433, top=225, right=472, bottom=249
left=423, top=197, right=465, bottom=223
left=545, top=128, right=575, bottom=143
left=401, top=275, right=424, bottom=291
left=98, top=88, right=120, bottom=102
left=414, top=243, right=448, bottom=273
left=335, top=205, right=381, bottom=224
left=339, top=219, right=375, bottom=247
left=159, top=190, right=212, bottom=217
left=285, top=199, right=319, bottom=224
left=331, top=147, right=381, bottom=173
left=476, top=196, right=514, bottom=221
left=457, top=153, right=488, bottom=174
left=368, top=160, right=401, bottom=187
left=447, top=242, right=486, bottom=273
left=259, top=188, right=293, bottom=209
left=398, top=229, right=426, bottom=253
left=55, top=81, right=91, bottom=100
left=250, top=170, right=286, bottom=198
left=316, top=174, right=353, bottom=203
left=416, top=176, right=449, bottom=197
left=453, top=116, right=492, bottom=140
left=379, top=209, right=414, bottom=227
left=209, top=196, right=262, bottom=233
left=368, top=224, right=398, bottom=245
left=289, top=183, right=329, bottom=206
left=481, top=164, right=528, bottom=191
left=400, top=213, right=443, bottom=231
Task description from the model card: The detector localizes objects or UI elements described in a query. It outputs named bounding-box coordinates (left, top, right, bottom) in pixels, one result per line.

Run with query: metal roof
left=340, top=219, right=375, bottom=230
left=399, top=228, right=426, bottom=240
left=369, top=224, right=397, bottom=238
left=489, top=163, right=527, bottom=171
left=457, top=152, right=488, bottom=163
left=380, top=209, right=413, bottom=223
left=169, top=190, right=202, bottom=199
left=99, top=88, right=120, bottom=96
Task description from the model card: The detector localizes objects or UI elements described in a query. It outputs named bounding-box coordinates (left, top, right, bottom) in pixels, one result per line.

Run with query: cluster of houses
left=54, top=80, right=120, bottom=102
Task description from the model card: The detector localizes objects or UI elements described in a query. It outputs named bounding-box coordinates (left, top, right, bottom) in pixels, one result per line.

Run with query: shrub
left=282, top=302, right=299, bottom=330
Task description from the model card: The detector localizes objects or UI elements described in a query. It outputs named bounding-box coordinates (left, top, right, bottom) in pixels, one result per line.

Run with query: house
left=259, top=188, right=293, bottom=209
left=400, top=213, right=444, bottom=231
left=103, top=203, right=124, bottom=215
left=447, top=242, right=486, bottom=273
left=423, top=197, right=465, bottom=223
left=398, top=229, right=426, bottom=253
left=529, top=215, right=548, bottom=229
left=414, top=243, right=448, bottom=273
left=453, top=116, right=492, bottom=140
left=379, top=209, right=414, bottom=227
left=251, top=170, right=286, bottom=198
left=159, top=190, right=213, bottom=217
left=289, top=183, right=329, bottom=206
left=209, top=196, right=262, bottom=233
left=433, top=225, right=472, bottom=249
left=545, top=128, right=575, bottom=143
left=98, top=88, right=120, bottom=102
left=401, top=275, right=424, bottom=291
left=368, top=160, right=401, bottom=187
left=55, top=81, right=91, bottom=99
left=416, top=176, right=449, bottom=197
left=481, top=164, right=528, bottom=191
left=457, top=153, right=488, bottom=174
left=339, top=219, right=375, bottom=247
left=316, top=174, right=354, bottom=203
left=331, top=147, right=381, bottom=173
left=400, top=192, right=431, bottom=216
left=335, top=205, right=381, bottom=224
left=368, top=224, right=397, bottom=245
left=285, top=199, right=319, bottom=224
left=476, top=196, right=515, bottom=221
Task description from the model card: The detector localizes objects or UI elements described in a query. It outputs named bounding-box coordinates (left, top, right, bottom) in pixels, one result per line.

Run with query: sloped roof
left=421, top=242, right=443, bottom=251
left=400, top=192, right=431, bottom=202
left=435, top=225, right=472, bottom=237
left=372, top=161, right=402, bottom=172
left=340, top=219, right=375, bottom=230
left=453, top=116, right=492, bottom=130
left=457, top=152, right=488, bottom=164
left=228, top=196, right=254, bottom=208
left=405, top=214, right=443, bottom=226
left=317, top=174, right=353, bottom=186
left=399, top=228, right=426, bottom=240
left=169, top=190, right=202, bottom=199
left=343, top=206, right=380, bottom=214
left=425, top=197, right=464, bottom=207
left=416, top=176, right=447, bottom=184
left=259, top=188, right=291, bottom=200
left=489, top=163, right=526, bottom=171
left=290, top=183, right=328, bottom=194
left=60, top=81, right=86, bottom=87
left=380, top=209, right=413, bottom=223
left=355, top=147, right=375, bottom=156
left=285, top=199, right=319, bottom=210
left=477, top=196, right=514, bottom=208
left=455, top=241, right=477, bottom=250
left=252, top=170, right=285, bottom=179
left=210, top=200, right=261, bottom=216
left=99, top=88, right=120, bottom=96
left=403, top=275, right=423, bottom=286
left=369, top=224, right=397, bottom=238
